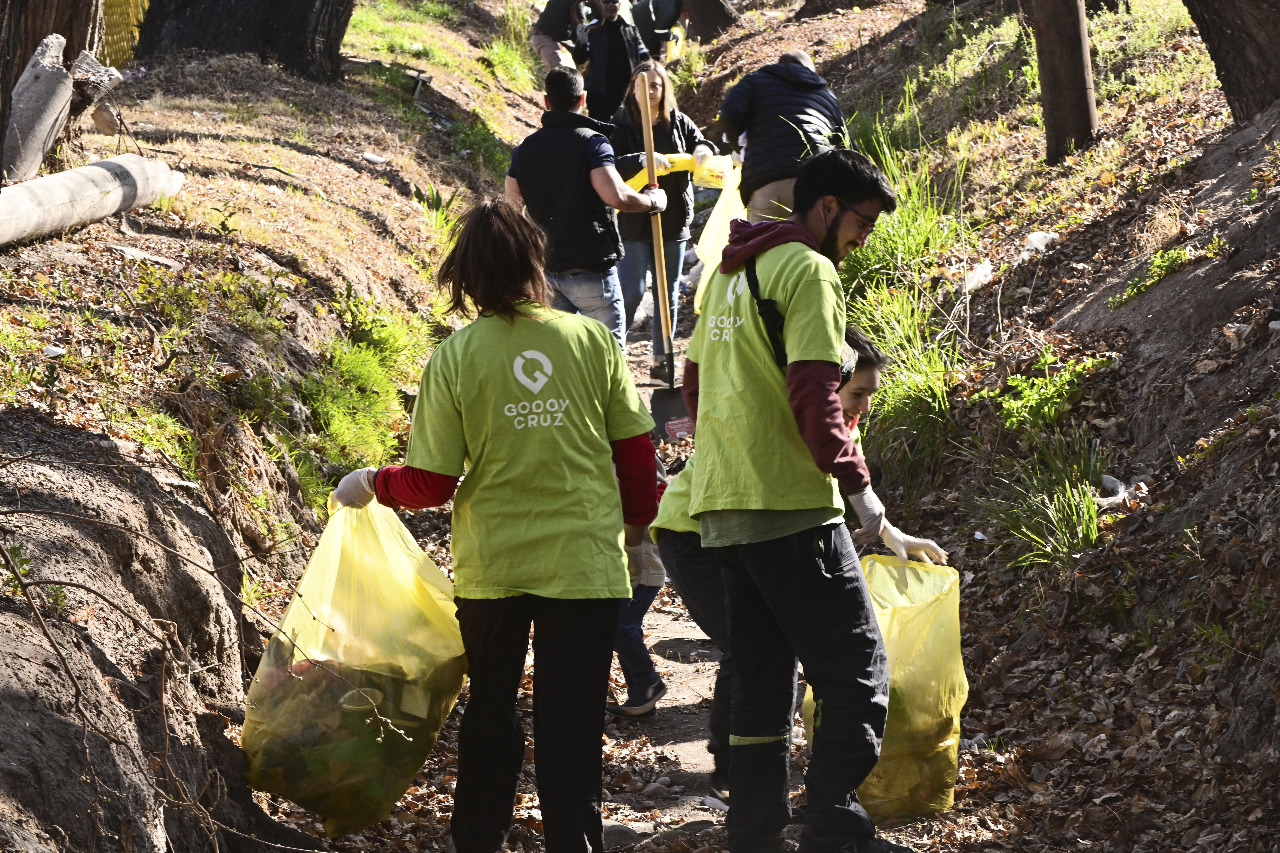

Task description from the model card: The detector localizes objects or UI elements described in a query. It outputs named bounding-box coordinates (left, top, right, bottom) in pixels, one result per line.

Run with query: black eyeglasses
left=835, top=198, right=878, bottom=234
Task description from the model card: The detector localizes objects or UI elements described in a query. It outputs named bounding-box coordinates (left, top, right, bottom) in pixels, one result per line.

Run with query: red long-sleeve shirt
left=374, top=433, right=659, bottom=525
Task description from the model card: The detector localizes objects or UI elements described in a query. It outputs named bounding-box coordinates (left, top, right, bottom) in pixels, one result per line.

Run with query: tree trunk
left=683, top=0, right=738, bottom=43
left=1032, top=0, right=1098, bottom=165
left=9, top=0, right=102, bottom=89
left=136, top=0, right=354, bottom=84
left=1181, top=0, right=1280, bottom=124
left=0, top=0, right=30, bottom=176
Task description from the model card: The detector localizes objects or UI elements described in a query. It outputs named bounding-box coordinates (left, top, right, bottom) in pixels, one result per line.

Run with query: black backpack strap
left=745, top=257, right=788, bottom=371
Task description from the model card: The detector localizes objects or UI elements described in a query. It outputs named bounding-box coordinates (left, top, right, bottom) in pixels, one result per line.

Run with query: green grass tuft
left=848, top=282, right=960, bottom=494
left=843, top=119, right=970, bottom=297
left=485, top=39, right=536, bottom=94
left=1107, top=246, right=1192, bottom=309
left=976, top=429, right=1108, bottom=574
left=974, top=347, right=1109, bottom=431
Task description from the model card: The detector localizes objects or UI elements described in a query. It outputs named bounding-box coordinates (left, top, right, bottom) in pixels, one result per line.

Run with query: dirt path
left=630, top=590, right=722, bottom=778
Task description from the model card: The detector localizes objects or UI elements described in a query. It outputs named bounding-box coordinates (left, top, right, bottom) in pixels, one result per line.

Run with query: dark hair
left=439, top=199, right=551, bottom=319
left=621, top=61, right=676, bottom=132
left=793, top=149, right=897, bottom=218
left=844, top=325, right=887, bottom=370
left=778, top=49, right=814, bottom=70
left=545, top=66, right=585, bottom=112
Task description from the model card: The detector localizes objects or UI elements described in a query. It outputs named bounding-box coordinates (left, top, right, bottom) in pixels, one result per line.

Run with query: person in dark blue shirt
left=506, top=67, right=666, bottom=347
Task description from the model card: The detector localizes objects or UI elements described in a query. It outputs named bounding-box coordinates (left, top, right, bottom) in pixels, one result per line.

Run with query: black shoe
left=606, top=679, right=667, bottom=716
left=649, top=362, right=672, bottom=383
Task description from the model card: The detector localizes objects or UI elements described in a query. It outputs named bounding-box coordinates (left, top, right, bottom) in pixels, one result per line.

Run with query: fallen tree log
left=0, top=153, right=183, bottom=248
left=2, top=33, right=73, bottom=183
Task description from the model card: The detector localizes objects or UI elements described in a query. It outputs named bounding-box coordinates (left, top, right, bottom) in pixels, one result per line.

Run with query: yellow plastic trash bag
left=802, top=555, right=967, bottom=826
left=665, top=21, right=685, bottom=62
left=691, top=154, right=733, bottom=189
left=693, top=162, right=745, bottom=314
left=242, top=503, right=467, bottom=836
left=623, top=153, right=733, bottom=191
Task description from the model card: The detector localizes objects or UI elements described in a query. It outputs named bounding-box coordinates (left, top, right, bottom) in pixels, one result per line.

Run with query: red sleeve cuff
left=375, top=465, right=460, bottom=510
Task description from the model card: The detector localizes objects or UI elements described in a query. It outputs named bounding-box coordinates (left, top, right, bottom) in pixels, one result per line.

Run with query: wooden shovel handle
left=634, top=74, right=675, bottom=364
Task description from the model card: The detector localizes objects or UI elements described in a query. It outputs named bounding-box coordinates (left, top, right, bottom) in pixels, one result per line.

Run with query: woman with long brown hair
left=332, top=198, right=658, bottom=852
left=610, top=60, right=716, bottom=380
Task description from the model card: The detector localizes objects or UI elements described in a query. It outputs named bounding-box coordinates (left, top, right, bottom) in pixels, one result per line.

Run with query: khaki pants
left=746, top=178, right=796, bottom=223
left=531, top=31, right=573, bottom=69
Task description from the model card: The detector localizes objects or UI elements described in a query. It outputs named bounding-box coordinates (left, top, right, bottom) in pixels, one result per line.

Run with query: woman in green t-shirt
left=333, top=199, right=659, bottom=852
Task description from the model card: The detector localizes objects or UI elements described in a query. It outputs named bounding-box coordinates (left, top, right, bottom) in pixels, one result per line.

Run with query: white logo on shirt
left=514, top=350, right=552, bottom=393
left=708, top=273, right=748, bottom=341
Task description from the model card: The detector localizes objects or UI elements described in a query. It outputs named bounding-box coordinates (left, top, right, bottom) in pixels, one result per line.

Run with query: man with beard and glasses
left=679, top=148, right=913, bottom=853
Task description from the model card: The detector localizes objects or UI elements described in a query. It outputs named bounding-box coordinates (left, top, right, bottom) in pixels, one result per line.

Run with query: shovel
left=636, top=74, right=694, bottom=443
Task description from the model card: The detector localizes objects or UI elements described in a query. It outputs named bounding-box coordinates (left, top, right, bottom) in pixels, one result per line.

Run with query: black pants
left=451, top=595, right=621, bottom=853
left=715, top=523, right=889, bottom=853
left=659, top=529, right=732, bottom=773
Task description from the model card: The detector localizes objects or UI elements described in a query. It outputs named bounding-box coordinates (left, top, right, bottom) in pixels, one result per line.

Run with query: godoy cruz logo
left=513, top=350, right=553, bottom=393
left=726, top=271, right=747, bottom=303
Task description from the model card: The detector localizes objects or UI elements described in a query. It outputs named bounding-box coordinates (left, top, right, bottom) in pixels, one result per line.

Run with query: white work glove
left=650, top=152, right=672, bottom=172
left=846, top=486, right=886, bottom=546
left=625, top=539, right=665, bottom=585
left=575, top=22, right=592, bottom=43
left=692, top=144, right=712, bottom=168
left=881, top=522, right=948, bottom=564
left=331, top=467, right=378, bottom=510
left=642, top=187, right=668, bottom=213
left=729, top=149, right=744, bottom=167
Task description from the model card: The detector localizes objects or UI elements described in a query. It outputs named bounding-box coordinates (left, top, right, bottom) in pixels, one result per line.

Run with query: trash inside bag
left=242, top=503, right=466, bottom=836
left=802, top=555, right=967, bottom=826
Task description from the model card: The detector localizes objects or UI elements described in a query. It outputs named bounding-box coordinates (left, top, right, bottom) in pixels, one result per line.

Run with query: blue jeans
left=548, top=267, right=625, bottom=348
left=658, top=529, right=731, bottom=773
left=614, top=584, right=661, bottom=691
left=715, top=523, right=888, bottom=853
left=618, top=239, right=684, bottom=357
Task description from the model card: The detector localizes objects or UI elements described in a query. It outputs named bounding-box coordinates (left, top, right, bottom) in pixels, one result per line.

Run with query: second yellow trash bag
left=241, top=503, right=467, bottom=836
left=802, top=555, right=967, bottom=826
left=693, top=162, right=745, bottom=314
left=623, top=153, right=734, bottom=191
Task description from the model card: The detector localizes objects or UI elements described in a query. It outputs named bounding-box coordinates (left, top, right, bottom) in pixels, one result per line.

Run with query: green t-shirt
left=651, top=456, right=701, bottom=536
left=405, top=303, right=654, bottom=599
left=655, top=455, right=840, bottom=546
left=686, top=241, right=846, bottom=520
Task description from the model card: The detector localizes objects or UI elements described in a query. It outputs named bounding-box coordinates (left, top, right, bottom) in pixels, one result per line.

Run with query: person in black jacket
left=530, top=0, right=595, bottom=68
left=506, top=66, right=667, bottom=347
left=610, top=61, right=715, bottom=379
left=718, top=50, right=848, bottom=223
left=573, top=0, right=650, bottom=121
